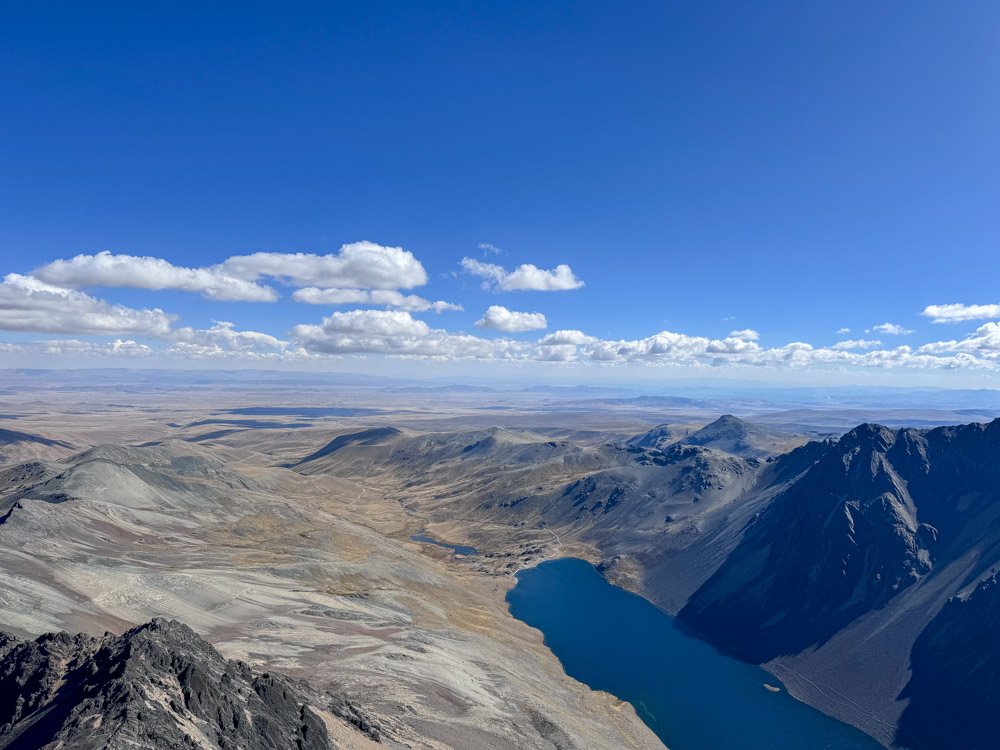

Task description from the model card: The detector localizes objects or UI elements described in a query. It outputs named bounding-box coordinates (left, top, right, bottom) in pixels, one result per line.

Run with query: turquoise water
left=506, top=558, right=883, bottom=750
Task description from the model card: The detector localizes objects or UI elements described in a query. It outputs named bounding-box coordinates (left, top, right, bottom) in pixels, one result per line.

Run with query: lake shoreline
left=507, top=557, right=883, bottom=750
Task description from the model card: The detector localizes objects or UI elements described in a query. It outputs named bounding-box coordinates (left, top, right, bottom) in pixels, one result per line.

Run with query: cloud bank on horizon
left=2, top=243, right=1000, bottom=375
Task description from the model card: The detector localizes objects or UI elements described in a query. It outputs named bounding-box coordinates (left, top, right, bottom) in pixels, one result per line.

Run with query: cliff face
left=897, top=575, right=1000, bottom=750
left=0, top=618, right=378, bottom=750
left=680, top=420, right=1000, bottom=662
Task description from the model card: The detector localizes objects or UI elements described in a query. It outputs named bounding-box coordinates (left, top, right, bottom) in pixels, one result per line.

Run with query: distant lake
left=507, top=558, right=883, bottom=750
left=410, top=531, right=478, bottom=556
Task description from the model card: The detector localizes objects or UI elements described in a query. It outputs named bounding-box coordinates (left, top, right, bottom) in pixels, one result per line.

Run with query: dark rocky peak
left=0, top=618, right=380, bottom=750
left=680, top=418, right=1000, bottom=662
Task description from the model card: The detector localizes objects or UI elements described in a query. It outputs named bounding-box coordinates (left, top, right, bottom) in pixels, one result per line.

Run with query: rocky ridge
left=0, top=617, right=378, bottom=750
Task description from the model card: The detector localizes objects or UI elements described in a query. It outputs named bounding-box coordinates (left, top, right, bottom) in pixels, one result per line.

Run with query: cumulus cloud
left=538, top=330, right=597, bottom=346
left=578, top=331, right=763, bottom=364
left=33, top=252, right=277, bottom=302
left=836, top=327, right=851, bottom=334
left=728, top=329, right=760, bottom=340
left=0, top=273, right=175, bottom=337
left=224, top=242, right=427, bottom=289
left=0, top=336, right=317, bottom=362
left=291, top=287, right=461, bottom=312
left=21, top=338, right=155, bottom=358
left=917, top=322, right=1000, bottom=356
left=832, top=339, right=883, bottom=350
left=169, top=320, right=288, bottom=353
left=0, top=273, right=299, bottom=363
left=921, top=303, right=1000, bottom=324
left=869, top=322, right=914, bottom=336
left=475, top=305, right=547, bottom=332
left=32, top=242, right=428, bottom=301
left=289, top=309, right=528, bottom=359
left=460, top=257, right=584, bottom=291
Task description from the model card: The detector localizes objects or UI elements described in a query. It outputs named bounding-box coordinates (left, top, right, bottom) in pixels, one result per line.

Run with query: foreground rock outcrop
left=0, top=618, right=379, bottom=750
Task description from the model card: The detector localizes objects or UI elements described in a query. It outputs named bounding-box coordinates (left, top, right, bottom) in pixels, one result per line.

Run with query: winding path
left=346, top=482, right=366, bottom=509
left=512, top=529, right=563, bottom=576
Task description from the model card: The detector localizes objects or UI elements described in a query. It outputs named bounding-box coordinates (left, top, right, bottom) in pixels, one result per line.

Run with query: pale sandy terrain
left=0, top=387, right=664, bottom=750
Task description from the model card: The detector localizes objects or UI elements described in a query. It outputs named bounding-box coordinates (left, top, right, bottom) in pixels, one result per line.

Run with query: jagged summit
left=0, top=617, right=378, bottom=750
left=681, top=417, right=1000, bottom=660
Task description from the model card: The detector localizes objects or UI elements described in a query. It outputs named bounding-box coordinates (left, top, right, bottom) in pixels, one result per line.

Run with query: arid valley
left=3, top=370, right=1000, bottom=748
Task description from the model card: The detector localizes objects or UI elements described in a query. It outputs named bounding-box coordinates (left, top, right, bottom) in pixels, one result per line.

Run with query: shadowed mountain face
left=896, top=575, right=1000, bottom=750
left=0, top=429, right=71, bottom=449
left=680, top=419, right=1000, bottom=662
left=289, top=426, right=404, bottom=467
left=0, top=428, right=74, bottom=465
left=0, top=618, right=378, bottom=750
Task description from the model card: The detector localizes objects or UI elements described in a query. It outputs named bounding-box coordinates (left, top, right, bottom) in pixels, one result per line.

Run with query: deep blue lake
left=506, top=557, right=883, bottom=750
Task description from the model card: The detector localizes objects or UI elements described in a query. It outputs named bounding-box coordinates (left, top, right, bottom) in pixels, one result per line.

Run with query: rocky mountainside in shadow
left=675, top=418, right=1000, bottom=747
left=896, top=574, right=1000, bottom=750
left=0, top=618, right=378, bottom=750
left=680, top=420, right=1000, bottom=660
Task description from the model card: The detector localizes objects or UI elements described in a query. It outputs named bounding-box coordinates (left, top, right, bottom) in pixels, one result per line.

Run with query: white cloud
left=289, top=309, right=528, bottom=359
left=534, top=330, right=599, bottom=361
left=869, top=322, right=914, bottom=336
left=291, top=287, right=461, bottom=312
left=23, top=338, right=155, bottom=358
left=918, top=322, right=1000, bottom=356
left=33, top=242, right=429, bottom=302
left=460, top=257, right=584, bottom=291
left=832, top=339, right=883, bottom=350
left=921, top=303, right=1000, bottom=324
left=0, top=273, right=175, bottom=337
left=475, top=305, right=547, bottom=333
left=478, top=243, right=504, bottom=255
left=836, top=327, right=851, bottom=334
left=224, top=242, right=427, bottom=289
left=538, top=330, right=597, bottom=346
left=169, top=321, right=288, bottom=353
left=728, top=329, right=760, bottom=340
left=578, top=330, right=763, bottom=364
left=0, top=273, right=298, bottom=361
left=33, top=251, right=277, bottom=302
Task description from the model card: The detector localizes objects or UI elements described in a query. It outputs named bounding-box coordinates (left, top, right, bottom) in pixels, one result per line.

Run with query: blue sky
left=1, top=2, right=998, bottom=383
